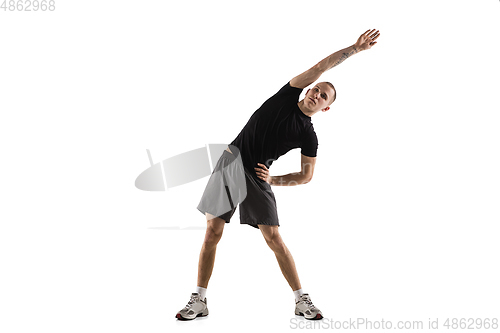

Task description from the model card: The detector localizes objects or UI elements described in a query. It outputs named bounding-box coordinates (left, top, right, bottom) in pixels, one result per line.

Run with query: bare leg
left=258, top=225, right=301, bottom=291
left=197, top=214, right=226, bottom=288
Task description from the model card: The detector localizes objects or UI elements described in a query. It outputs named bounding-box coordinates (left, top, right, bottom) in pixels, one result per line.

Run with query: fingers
left=370, top=31, right=380, bottom=46
left=255, top=163, right=269, bottom=180
left=361, top=29, right=380, bottom=48
left=254, top=169, right=268, bottom=176
left=256, top=163, right=268, bottom=170
left=362, top=29, right=380, bottom=39
left=370, top=31, right=381, bottom=40
left=255, top=170, right=265, bottom=177
left=363, top=29, right=375, bottom=37
left=255, top=172, right=266, bottom=181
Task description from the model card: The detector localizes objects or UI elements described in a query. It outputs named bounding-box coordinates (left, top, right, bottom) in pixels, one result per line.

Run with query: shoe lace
left=184, top=295, right=197, bottom=309
left=302, top=297, right=316, bottom=310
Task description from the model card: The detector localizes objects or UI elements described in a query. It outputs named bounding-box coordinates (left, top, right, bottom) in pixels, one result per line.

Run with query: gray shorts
left=197, top=145, right=279, bottom=229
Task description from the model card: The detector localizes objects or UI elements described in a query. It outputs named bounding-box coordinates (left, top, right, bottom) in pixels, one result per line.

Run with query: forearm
left=315, top=44, right=360, bottom=73
left=270, top=172, right=311, bottom=186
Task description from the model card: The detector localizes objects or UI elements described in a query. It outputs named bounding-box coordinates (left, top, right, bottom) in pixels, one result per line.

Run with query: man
left=176, top=29, right=380, bottom=321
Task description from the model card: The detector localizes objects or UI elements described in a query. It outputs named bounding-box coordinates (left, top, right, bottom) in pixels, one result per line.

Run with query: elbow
left=303, top=175, right=313, bottom=184
left=313, top=62, right=328, bottom=74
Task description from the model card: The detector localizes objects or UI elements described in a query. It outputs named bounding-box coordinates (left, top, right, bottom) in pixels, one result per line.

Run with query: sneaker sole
left=296, top=312, right=323, bottom=320
left=175, top=312, right=208, bottom=321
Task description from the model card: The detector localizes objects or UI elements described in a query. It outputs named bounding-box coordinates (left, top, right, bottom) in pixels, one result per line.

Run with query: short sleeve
left=269, top=82, right=303, bottom=99
left=300, top=128, right=318, bottom=157
left=257, top=82, right=304, bottom=113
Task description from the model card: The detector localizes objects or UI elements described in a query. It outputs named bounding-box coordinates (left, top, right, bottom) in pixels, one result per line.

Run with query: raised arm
left=290, top=29, right=380, bottom=89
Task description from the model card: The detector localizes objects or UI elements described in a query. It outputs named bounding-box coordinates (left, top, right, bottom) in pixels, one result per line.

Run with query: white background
left=1, top=0, right=499, bottom=332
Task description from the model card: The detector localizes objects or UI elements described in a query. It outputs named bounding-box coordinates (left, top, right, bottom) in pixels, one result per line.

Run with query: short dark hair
left=323, top=81, right=336, bottom=104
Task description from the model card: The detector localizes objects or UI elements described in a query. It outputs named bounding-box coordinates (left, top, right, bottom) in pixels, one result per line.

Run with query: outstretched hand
left=355, top=29, right=380, bottom=51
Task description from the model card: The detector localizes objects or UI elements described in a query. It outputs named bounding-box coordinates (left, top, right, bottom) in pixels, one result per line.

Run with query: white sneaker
left=175, top=293, right=209, bottom=320
left=294, top=294, right=323, bottom=320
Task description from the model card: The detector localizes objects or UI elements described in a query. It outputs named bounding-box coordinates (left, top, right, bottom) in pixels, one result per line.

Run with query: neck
left=297, top=100, right=316, bottom=117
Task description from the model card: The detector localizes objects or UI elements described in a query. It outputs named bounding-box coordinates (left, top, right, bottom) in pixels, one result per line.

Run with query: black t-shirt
left=229, top=81, right=318, bottom=174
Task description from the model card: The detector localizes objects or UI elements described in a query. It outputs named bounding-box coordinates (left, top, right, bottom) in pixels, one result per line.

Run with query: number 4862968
left=1, top=0, right=56, bottom=11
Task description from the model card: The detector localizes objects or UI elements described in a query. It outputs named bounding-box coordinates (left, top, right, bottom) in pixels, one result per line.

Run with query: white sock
left=196, top=286, right=207, bottom=300
left=293, top=289, right=305, bottom=302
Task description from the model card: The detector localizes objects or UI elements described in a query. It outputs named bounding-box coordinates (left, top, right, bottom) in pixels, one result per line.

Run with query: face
left=304, top=83, right=335, bottom=112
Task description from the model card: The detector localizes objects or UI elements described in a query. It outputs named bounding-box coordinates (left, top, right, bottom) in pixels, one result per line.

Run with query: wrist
left=352, top=44, right=362, bottom=53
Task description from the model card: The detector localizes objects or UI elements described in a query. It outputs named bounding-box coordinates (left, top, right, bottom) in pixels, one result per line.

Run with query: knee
left=203, top=224, right=223, bottom=247
left=265, top=234, right=287, bottom=255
